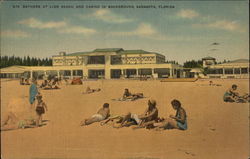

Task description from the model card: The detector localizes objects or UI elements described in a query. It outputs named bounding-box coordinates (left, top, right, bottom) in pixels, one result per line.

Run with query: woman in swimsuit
left=154, top=99, right=187, bottom=130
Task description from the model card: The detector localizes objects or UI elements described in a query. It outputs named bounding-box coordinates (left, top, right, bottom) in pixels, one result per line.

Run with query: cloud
left=18, top=18, right=66, bottom=29
left=58, top=26, right=97, bottom=35
left=177, top=9, right=199, bottom=19
left=111, top=23, right=166, bottom=40
left=81, top=9, right=133, bottom=23
left=1, top=30, right=30, bottom=38
left=193, top=20, right=246, bottom=32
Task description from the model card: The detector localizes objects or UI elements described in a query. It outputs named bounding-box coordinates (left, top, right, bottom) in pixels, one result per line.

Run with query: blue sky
left=1, top=1, right=249, bottom=64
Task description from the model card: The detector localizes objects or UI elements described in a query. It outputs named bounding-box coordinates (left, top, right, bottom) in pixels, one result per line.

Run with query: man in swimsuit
left=223, top=84, right=239, bottom=102
left=154, top=99, right=187, bottom=130
left=80, top=103, right=110, bottom=126
left=122, top=89, right=144, bottom=101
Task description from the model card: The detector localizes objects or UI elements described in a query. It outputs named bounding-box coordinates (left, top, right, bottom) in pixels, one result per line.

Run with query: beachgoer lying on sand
left=209, top=81, right=221, bottom=86
left=40, top=79, right=60, bottom=89
left=71, top=77, right=83, bottom=85
left=154, top=99, right=187, bottom=131
left=40, top=80, right=48, bottom=88
left=223, top=84, right=240, bottom=102
left=83, top=86, right=101, bottom=94
left=80, top=103, right=110, bottom=126
left=1, top=112, right=36, bottom=131
left=121, top=89, right=144, bottom=101
left=35, top=94, right=48, bottom=126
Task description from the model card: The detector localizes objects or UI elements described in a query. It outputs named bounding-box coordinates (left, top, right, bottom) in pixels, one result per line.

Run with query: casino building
left=0, top=48, right=184, bottom=79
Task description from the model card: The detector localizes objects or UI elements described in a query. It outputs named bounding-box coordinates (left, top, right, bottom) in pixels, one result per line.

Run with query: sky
left=1, top=0, right=249, bottom=64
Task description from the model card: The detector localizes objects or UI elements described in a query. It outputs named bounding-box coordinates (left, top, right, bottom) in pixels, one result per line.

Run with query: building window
left=87, top=56, right=105, bottom=64
left=234, top=68, right=240, bottom=74
left=241, top=68, right=248, bottom=74
left=225, top=68, right=233, bottom=74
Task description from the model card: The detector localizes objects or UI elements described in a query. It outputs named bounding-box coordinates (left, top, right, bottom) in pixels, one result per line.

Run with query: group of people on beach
left=80, top=98, right=187, bottom=131
left=3, top=78, right=249, bottom=132
left=223, top=84, right=249, bottom=103
left=1, top=79, right=48, bottom=131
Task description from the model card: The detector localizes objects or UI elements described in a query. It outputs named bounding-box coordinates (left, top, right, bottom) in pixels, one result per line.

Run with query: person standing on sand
left=154, top=99, right=187, bottom=130
left=35, top=94, right=48, bottom=126
left=29, top=79, right=39, bottom=109
left=80, top=103, right=110, bottom=126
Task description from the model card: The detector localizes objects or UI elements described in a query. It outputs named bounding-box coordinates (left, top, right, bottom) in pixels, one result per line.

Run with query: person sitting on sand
left=24, top=78, right=30, bottom=85
left=20, top=77, right=25, bottom=85
left=131, top=99, right=158, bottom=129
left=154, top=99, right=187, bottom=131
left=35, top=94, right=48, bottom=126
left=122, top=89, right=144, bottom=101
left=1, top=112, right=36, bottom=131
left=80, top=103, right=110, bottom=126
left=223, top=84, right=240, bottom=102
left=40, top=80, right=48, bottom=88
left=83, top=86, right=101, bottom=94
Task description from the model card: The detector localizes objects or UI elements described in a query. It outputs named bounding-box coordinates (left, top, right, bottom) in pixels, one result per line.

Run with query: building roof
left=202, top=56, right=216, bottom=60
left=210, top=59, right=249, bottom=68
left=0, top=65, right=30, bottom=73
left=119, top=50, right=151, bottom=54
left=226, top=59, right=249, bottom=63
left=66, top=51, right=92, bottom=56
left=93, top=48, right=124, bottom=52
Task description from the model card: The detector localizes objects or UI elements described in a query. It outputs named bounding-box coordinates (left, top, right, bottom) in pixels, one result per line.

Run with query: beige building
left=0, top=48, right=183, bottom=79
left=206, top=59, right=249, bottom=78
left=202, top=56, right=216, bottom=67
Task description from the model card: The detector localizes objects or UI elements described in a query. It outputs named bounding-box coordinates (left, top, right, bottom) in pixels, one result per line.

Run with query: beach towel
left=29, top=84, right=38, bottom=104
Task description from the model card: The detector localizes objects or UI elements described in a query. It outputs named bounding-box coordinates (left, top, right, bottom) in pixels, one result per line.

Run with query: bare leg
left=154, top=118, right=179, bottom=129
left=1, top=124, right=19, bottom=131
left=1, top=112, right=19, bottom=126
left=81, top=117, right=101, bottom=126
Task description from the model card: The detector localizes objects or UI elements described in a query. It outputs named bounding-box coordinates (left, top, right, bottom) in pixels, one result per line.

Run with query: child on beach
left=35, top=94, right=48, bottom=126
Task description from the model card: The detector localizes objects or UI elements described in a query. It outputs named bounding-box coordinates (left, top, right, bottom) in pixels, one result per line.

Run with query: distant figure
left=71, top=77, right=83, bottom=85
left=1, top=112, right=36, bottom=131
left=154, top=99, right=187, bottom=130
left=20, top=77, right=25, bottom=85
left=209, top=80, right=221, bottom=86
left=24, top=78, right=30, bottom=85
left=223, top=84, right=239, bottom=102
left=29, top=79, right=39, bottom=109
left=83, top=86, right=101, bottom=94
left=80, top=103, right=110, bottom=126
left=35, top=94, right=48, bottom=126
left=122, top=88, right=144, bottom=101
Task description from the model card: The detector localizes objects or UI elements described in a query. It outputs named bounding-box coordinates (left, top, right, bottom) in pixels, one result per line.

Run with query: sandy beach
left=1, top=78, right=249, bottom=159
